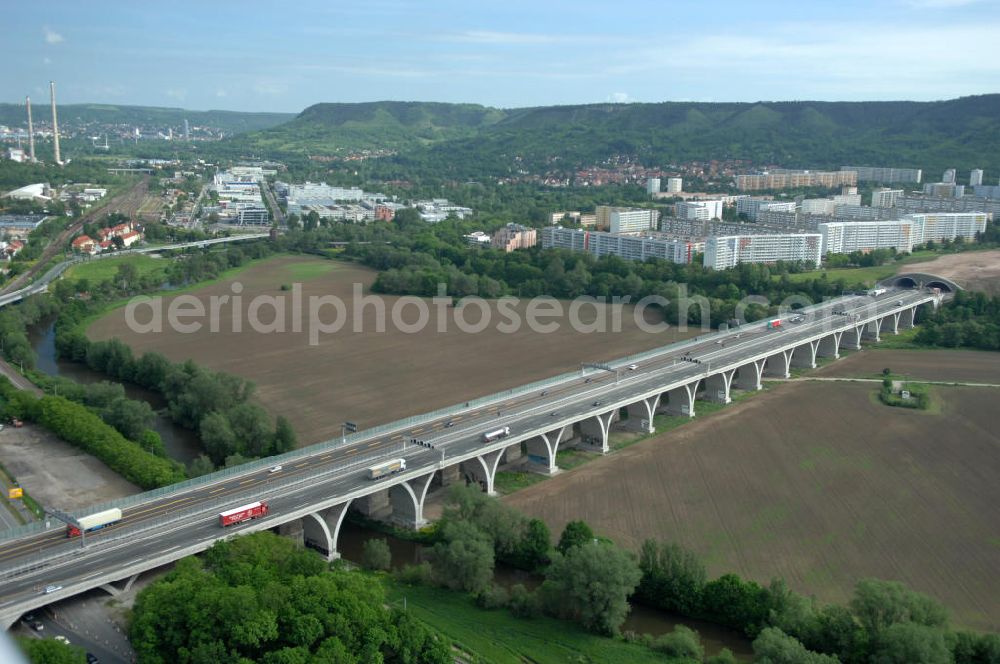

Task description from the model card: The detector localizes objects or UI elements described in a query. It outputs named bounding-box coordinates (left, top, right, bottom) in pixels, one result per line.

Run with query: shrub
left=361, top=538, right=392, bottom=572
left=475, top=585, right=510, bottom=610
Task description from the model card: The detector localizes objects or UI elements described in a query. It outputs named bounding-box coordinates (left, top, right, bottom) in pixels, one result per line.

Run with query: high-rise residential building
left=905, top=213, right=989, bottom=244
left=704, top=234, right=822, bottom=270
left=922, top=182, right=965, bottom=198
left=492, top=223, right=537, bottom=252
left=542, top=226, right=701, bottom=264
left=666, top=177, right=683, bottom=193
left=818, top=220, right=919, bottom=255
left=942, top=169, right=956, bottom=184
left=871, top=188, right=904, bottom=208
left=897, top=195, right=1000, bottom=216
left=606, top=207, right=660, bottom=234
left=735, top=170, right=856, bottom=191
left=675, top=200, right=723, bottom=221
left=841, top=166, right=922, bottom=184
left=646, top=178, right=661, bottom=194
left=970, top=169, right=984, bottom=187
left=736, top=197, right=797, bottom=220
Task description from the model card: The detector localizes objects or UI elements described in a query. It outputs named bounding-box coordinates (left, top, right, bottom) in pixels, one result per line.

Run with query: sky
left=4, top=0, right=1000, bottom=113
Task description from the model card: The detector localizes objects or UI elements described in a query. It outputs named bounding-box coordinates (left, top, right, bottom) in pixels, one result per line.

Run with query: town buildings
left=871, top=188, right=904, bottom=208
left=735, top=169, right=856, bottom=191
left=704, top=234, right=823, bottom=270
left=840, top=166, right=923, bottom=184
left=542, top=226, right=702, bottom=264
left=675, top=200, right=723, bottom=221
left=492, top=223, right=537, bottom=252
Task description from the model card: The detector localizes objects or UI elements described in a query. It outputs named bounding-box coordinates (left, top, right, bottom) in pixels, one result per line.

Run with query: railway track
left=0, top=178, right=150, bottom=296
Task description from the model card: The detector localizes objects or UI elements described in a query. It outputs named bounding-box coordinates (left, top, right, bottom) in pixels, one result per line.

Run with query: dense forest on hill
left=228, top=95, right=1000, bottom=179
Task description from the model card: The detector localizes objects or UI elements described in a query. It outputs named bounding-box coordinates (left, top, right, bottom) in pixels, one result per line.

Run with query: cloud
left=216, top=89, right=228, bottom=98
left=165, top=88, right=188, bottom=101
left=608, top=92, right=631, bottom=103
left=43, top=26, right=64, bottom=44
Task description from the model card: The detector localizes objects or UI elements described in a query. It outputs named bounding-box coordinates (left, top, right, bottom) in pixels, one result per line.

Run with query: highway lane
left=0, top=288, right=931, bottom=574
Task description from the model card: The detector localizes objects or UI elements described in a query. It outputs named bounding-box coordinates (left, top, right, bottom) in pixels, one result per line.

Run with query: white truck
left=67, top=508, right=122, bottom=537
left=482, top=426, right=511, bottom=443
left=367, top=458, right=406, bottom=480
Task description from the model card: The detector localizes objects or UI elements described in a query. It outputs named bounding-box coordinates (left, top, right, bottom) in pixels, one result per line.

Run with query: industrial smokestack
left=50, top=81, right=61, bottom=165
left=26, top=96, right=36, bottom=163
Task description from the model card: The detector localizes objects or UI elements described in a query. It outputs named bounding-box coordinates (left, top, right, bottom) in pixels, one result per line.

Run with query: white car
left=268, top=465, right=283, bottom=473
left=627, top=364, right=638, bottom=370
left=43, top=584, right=62, bottom=594
left=54, top=635, right=70, bottom=645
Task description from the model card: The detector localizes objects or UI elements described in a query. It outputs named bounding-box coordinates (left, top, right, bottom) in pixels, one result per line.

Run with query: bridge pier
left=460, top=449, right=505, bottom=496
left=900, top=307, right=917, bottom=329
left=880, top=312, right=900, bottom=335
left=790, top=341, right=818, bottom=369
left=577, top=411, right=615, bottom=454
left=301, top=502, right=353, bottom=560
left=863, top=319, right=881, bottom=343
left=700, top=370, right=734, bottom=404
left=842, top=324, right=863, bottom=350
left=623, top=395, right=660, bottom=433
left=817, top=331, right=843, bottom=359
left=501, top=441, right=523, bottom=464
left=354, top=490, right=390, bottom=519
left=764, top=349, right=792, bottom=378
left=388, top=472, right=436, bottom=529
left=98, top=572, right=141, bottom=598
left=658, top=382, right=697, bottom=417
left=734, top=359, right=765, bottom=391
left=525, top=427, right=568, bottom=475
left=278, top=519, right=305, bottom=546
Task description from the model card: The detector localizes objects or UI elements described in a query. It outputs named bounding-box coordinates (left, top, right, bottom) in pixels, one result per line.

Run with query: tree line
left=380, top=485, right=998, bottom=664
left=914, top=291, right=1000, bottom=351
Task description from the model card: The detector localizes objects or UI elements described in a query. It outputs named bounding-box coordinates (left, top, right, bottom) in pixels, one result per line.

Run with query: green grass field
left=782, top=264, right=898, bottom=286
left=63, top=254, right=168, bottom=284
left=382, top=578, right=674, bottom=664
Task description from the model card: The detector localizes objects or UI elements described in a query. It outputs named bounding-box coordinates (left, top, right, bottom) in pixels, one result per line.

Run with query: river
left=28, top=319, right=203, bottom=463
left=336, top=521, right=754, bottom=659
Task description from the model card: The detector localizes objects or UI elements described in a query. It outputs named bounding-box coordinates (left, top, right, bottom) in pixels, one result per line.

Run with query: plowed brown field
left=87, top=255, right=695, bottom=445
left=505, top=380, right=1000, bottom=631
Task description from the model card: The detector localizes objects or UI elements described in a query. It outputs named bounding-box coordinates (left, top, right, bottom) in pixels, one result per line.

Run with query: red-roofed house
left=99, top=240, right=113, bottom=251
left=71, top=235, right=97, bottom=255
left=119, top=231, right=142, bottom=248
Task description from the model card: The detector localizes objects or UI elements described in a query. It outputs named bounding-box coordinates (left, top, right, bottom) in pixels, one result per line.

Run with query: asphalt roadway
left=0, top=288, right=934, bottom=615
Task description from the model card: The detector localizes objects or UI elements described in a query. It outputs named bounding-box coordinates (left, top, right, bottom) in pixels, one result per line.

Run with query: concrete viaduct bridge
left=0, top=288, right=940, bottom=628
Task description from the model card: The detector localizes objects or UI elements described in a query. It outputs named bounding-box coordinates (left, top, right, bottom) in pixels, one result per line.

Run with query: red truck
left=218, top=500, right=269, bottom=527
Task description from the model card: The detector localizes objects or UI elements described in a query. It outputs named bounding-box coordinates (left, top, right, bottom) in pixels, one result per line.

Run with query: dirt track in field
left=815, top=348, right=1000, bottom=383
left=504, top=380, right=1000, bottom=632
left=87, top=255, right=696, bottom=445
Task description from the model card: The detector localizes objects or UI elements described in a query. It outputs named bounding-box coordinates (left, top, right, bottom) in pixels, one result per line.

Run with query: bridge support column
left=435, top=464, right=461, bottom=487
left=700, top=370, right=734, bottom=404
left=460, top=449, right=505, bottom=496
left=900, top=307, right=917, bottom=329
left=278, top=519, right=305, bottom=546
left=659, top=382, right=698, bottom=417
left=790, top=341, right=818, bottom=369
left=764, top=349, right=792, bottom=379
left=624, top=395, right=660, bottom=433
left=354, top=490, right=390, bottom=518
left=734, top=359, right=765, bottom=391
left=842, top=325, right=863, bottom=350
left=817, top=332, right=843, bottom=359
left=502, top=441, right=523, bottom=464
left=578, top=411, right=614, bottom=454
left=863, top=319, right=881, bottom=343
left=389, top=472, right=436, bottom=529
left=880, top=312, right=900, bottom=335
left=525, top=427, right=567, bottom=475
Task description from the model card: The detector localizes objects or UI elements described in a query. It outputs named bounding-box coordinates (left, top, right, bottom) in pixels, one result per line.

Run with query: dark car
left=592, top=400, right=602, bottom=407
left=444, top=420, right=454, bottom=428
left=86, top=654, right=100, bottom=664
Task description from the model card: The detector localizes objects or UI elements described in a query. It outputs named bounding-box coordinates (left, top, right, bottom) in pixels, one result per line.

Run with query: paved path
left=771, top=376, right=1000, bottom=388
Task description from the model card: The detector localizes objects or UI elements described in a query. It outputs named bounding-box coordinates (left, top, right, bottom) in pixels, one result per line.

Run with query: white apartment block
left=906, top=213, right=989, bottom=243
left=841, top=166, right=922, bottom=184
left=970, top=169, right=984, bottom=187
left=646, top=178, right=661, bottom=194
left=542, top=227, right=702, bottom=264
left=800, top=198, right=836, bottom=215
left=609, top=208, right=660, bottom=234
left=871, top=188, right=904, bottom=208
left=675, top=200, right=722, bottom=221
left=704, top=234, right=822, bottom=270
left=818, top=220, right=919, bottom=255
left=666, top=177, right=683, bottom=193
left=736, top=197, right=797, bottom=220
